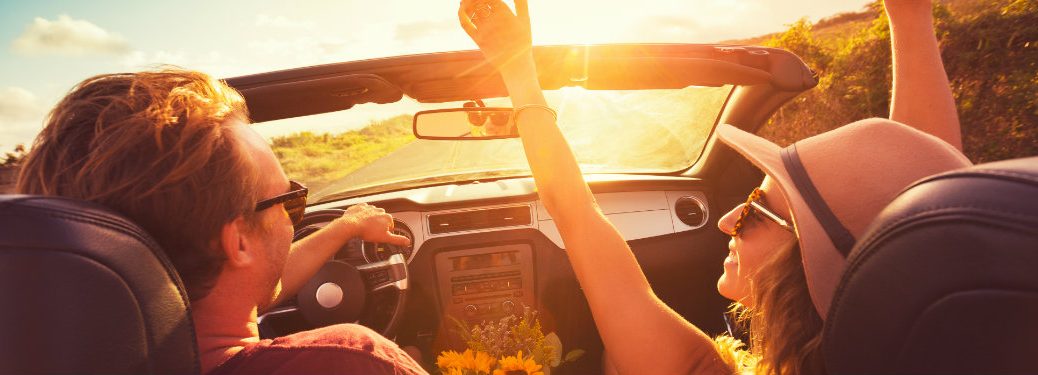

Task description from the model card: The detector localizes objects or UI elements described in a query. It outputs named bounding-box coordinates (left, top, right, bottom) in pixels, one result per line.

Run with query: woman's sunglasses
left=730, top=187, right=794, bottom=236
left=255, top=180, right=308, bottom=226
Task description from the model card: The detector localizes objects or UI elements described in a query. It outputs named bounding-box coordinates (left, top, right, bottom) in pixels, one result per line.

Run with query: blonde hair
left=719, top=241, right=826, bottom=374
left=17, top=69, right=259, bottom=301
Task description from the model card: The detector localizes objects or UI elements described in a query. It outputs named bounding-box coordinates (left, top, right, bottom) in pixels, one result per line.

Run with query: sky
left=0, top=0, right=873, bottom=150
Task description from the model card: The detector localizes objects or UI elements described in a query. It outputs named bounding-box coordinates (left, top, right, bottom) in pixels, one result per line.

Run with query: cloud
left=246, top=35, right=352, bottom=68
left=120, top=50, right=249, bottom=78
left=248, top=36, right=348, bottom=56
left=121, top=50, right=189, bottom=68
left=0, top=87, right=46, bottom=148
left=0, top=87, right=43, bottom=123
left=395, top=19, right=455, bottom=42
left=11, top=14, right=132, bottom=57
left=633, top=16, right=705, bottom=42
left=255, top=14, right=315, bottom=30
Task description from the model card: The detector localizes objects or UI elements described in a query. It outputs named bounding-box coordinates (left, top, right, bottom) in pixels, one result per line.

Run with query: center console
left=434, top=243, right=536, bottom=323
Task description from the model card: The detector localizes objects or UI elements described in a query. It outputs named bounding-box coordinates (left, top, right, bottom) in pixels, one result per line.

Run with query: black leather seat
left=823, top=156, right=1038, bottom=374
left=0, top=195, right=200, bottom=375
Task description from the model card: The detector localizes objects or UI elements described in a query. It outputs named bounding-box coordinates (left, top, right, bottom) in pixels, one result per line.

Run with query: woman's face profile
left=715, top=176, right=796, bottom=307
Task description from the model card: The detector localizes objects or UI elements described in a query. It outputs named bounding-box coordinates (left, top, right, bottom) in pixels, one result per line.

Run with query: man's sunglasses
left=729, top=187, right=795, bottom=237
left=255, top=180, right=308, bottom=226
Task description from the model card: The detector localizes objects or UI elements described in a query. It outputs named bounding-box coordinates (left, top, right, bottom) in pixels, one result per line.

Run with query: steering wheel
left=258, top=209, right=409, bottom=338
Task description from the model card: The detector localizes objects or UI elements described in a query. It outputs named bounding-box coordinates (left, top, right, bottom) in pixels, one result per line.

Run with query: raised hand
left=336, top=203, right=410, bottom=246
left=458, top=0, right=532, bottom=71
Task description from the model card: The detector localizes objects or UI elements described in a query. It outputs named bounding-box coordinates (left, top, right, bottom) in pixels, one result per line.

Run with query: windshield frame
left=306, top=84, right=735, bottom=204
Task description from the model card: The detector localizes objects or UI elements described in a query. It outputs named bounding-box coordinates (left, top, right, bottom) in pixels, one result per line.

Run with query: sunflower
left=457, top=349, right=482, bottom=372
left=494, top=350, right=544, bottom=375
left=471, top=350, right=497, bottom=374
left=437, top=350, right=465, bottom=370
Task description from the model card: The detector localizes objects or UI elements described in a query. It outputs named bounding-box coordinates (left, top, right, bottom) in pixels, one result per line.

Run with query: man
left=16, top=70, right=428, bottom=374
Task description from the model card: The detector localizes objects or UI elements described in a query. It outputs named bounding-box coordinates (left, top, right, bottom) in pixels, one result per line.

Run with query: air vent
left=428, top=206, right=532, bottom=235
left=674, top=196, right=706, bottom=227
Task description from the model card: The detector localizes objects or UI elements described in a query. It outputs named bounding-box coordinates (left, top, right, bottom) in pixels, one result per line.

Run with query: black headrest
left=0, top=195, right=200, bottom=375
left=823, top=156, right=1038, bottom=374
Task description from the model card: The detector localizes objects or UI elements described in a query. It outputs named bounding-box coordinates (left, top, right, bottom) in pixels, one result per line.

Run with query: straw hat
left=717, top=118, right=972, bottom=317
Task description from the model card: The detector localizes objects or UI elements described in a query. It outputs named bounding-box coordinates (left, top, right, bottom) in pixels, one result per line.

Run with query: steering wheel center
left=316, top=282, right=344, bottom=309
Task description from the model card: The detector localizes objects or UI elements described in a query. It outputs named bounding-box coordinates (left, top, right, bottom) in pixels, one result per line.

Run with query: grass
left=270, top=114, right=416, bottom=192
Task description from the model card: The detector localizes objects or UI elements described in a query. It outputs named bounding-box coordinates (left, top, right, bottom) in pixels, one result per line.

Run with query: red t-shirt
left=208, top=324, right=428, bottom=375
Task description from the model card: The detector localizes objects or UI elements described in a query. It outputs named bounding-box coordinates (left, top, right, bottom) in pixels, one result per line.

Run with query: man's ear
left=220, top=217, right=253, bottom=268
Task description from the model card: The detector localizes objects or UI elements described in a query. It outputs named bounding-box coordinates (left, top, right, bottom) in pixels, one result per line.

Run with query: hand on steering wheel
left=260, top=209, right=411, bottom=339
left=336, top=203, right=410, bottom=246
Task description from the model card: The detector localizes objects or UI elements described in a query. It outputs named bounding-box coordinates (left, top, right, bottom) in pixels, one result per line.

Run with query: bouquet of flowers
left=437, top=306, right=584, bottom=375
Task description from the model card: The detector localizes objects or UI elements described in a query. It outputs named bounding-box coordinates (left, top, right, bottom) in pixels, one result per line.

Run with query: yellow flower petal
left=437, top=350, right=465, bottom=370
left=496, top=350, right=543, bottom=375
left=472, top=350, right=496, bottom=373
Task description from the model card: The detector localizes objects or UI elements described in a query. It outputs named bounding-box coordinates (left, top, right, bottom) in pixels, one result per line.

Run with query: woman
left=457, top=0, right=971, bottom=373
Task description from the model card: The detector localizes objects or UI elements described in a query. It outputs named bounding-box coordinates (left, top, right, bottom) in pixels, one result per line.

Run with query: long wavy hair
left=720, top=240, right=826, bottom=374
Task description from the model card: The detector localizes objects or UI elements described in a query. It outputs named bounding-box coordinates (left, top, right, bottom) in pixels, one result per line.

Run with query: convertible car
left=228, top=44, right=815, bottom=372
left=2, top=43, right=1036, bottom=374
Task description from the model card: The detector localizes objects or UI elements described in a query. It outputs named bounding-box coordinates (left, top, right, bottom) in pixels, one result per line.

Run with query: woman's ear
left=220, top=217, right=253, bottom=268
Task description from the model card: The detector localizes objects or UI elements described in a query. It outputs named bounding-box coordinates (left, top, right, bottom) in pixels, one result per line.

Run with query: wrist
left=498, top=58, right=547, bottom=106
left=328, top=216, right=359, bottom=238
left=506, top=82, right=548, bottom=107
left=498, top=53, right=537, bottom=84
left=885, top=1, right=933, bottom=19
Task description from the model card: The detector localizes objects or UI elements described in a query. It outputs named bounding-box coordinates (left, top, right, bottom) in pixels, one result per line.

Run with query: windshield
left=257, top=85, right=732, bottom=203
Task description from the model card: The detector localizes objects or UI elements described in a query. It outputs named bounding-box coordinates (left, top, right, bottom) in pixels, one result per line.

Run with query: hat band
left=781, top=144, right=857, bottom=256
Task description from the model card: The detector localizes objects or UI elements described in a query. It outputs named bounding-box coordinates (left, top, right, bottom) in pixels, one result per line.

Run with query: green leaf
left=564, top=349, right=585, bottom=363
left=544, top=333, right=562, bottom=367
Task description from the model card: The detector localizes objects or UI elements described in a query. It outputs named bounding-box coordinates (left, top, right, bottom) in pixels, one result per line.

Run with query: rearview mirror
left=413, top=108, right=518, bottom=140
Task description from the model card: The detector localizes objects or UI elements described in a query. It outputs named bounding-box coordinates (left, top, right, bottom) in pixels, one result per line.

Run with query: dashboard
left=274, top=174, right=731, bottom=373
left=311, top=174, right=711, bottom=260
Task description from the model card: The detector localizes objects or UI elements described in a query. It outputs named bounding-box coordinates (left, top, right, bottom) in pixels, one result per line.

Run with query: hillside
left=270, top=114, right=416, bottom=193
left=724, top=0, right=985, bottom=46
left=750, top=0, right=1037, bottom=163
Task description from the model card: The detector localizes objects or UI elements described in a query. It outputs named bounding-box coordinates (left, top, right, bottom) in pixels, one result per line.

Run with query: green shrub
left=760, top=0, right=1037, bottom=163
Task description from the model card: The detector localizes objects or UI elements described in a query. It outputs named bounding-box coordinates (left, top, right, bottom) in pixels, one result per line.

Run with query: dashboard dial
left=362, top=220, right=414, bottom=263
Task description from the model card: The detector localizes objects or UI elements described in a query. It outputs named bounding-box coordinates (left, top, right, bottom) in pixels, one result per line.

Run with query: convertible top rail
left=226, top=44, right=816, bottom=123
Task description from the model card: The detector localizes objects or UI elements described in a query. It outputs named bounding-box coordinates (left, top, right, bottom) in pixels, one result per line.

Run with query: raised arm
left=885, top=0, right=963, bottom=150
left=458, top=1, right=729, bottom=373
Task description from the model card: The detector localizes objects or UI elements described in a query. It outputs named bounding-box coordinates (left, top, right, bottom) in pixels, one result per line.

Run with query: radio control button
left=464, top=304, right=478, bottom=317
left=502, top=300, right=515, bottom=314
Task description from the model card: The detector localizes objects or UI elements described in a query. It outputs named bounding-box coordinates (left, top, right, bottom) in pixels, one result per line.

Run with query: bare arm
left=886, top=0, right=963, bottom=150
left=263, top=203, right=409, bottom=311
left=458, top=2, right=730, bottom=374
